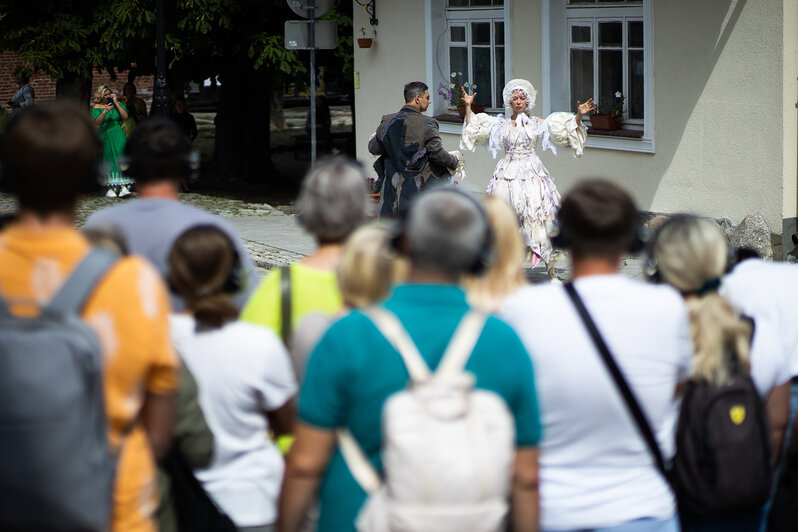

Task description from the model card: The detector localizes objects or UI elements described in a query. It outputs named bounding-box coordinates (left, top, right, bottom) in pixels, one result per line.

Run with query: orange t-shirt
left=0, top=225, right=179, bottom=532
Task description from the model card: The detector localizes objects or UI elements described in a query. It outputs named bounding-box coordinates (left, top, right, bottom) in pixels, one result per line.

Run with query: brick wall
left=1, top=51, right=155, bottom=110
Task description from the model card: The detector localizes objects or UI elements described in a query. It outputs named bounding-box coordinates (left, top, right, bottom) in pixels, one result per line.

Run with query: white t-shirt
left=170, top=315, right=297, bottom=527
left=723, top=259, right=798, bottom=379
left=502, top=275, right=692, bottom=530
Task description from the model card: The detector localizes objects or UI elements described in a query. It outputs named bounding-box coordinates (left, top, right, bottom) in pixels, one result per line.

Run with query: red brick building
left=1, top=51, right=154, bottom=110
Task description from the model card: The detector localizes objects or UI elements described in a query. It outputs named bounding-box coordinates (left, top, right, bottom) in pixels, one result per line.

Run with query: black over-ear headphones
left=644, top=214, right=738, bottom=284
left=549, top=207, right=647, bottom=254
left=389, top=186, right=495, bottom=275
left=167, top=225, right=247, bottom=296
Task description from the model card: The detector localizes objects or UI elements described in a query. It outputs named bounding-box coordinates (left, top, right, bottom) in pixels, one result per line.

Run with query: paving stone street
left=0, top=190, right=647, bottom=283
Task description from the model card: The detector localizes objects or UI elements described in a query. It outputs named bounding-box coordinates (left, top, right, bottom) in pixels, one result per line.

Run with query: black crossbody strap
left=280, top=265, right=292, bottom=348
left=564, top=282, right=671, bottom=484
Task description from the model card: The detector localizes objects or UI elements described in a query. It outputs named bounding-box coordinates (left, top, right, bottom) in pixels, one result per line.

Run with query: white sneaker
left=118, top=186, right=131, bottom=197
left=105, top=188, right=117, bottom=198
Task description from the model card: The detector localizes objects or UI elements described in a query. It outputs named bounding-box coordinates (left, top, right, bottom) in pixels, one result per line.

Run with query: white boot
left=105, top=187, right=117, bottom=198
left=118, top=185, right=131, bottom=197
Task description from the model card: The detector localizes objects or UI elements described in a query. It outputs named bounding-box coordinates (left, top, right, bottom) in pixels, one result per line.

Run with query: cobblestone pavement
left=0, top=191, right=304, bottom=275
left=0, top=190, right=646, bottom=281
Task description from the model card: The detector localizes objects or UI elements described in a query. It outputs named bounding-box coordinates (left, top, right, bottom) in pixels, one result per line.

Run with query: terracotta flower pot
left=457, top=103, right=485, bottom=119
left=357, top=38, right=373, bottom=48
left=589, top=114, right=620, bottom=131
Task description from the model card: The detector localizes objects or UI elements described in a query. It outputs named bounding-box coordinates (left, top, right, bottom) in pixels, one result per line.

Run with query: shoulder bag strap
left=45, top=248, right=120, bottom=315
left=280, top=265, right=292, bottom=348
left=563, top=282, right=671, bottom=484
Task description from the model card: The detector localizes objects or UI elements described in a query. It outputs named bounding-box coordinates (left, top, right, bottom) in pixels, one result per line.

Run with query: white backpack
left=337, top=308, right=516, bottom=532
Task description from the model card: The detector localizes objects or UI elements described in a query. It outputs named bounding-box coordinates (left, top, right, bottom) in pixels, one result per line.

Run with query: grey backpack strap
left=280, top=265, right=292, bottom=347
left=46, top=248, right=120, bottom=315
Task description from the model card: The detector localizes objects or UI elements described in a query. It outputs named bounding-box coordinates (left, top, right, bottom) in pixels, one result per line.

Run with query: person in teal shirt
left=279, top=188, right=543, bottom=532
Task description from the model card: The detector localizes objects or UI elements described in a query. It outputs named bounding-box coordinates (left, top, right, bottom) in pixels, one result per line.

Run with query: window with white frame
left=446, top=1, right=505, bottom=111
left=546, top=0, right=653, bottom=151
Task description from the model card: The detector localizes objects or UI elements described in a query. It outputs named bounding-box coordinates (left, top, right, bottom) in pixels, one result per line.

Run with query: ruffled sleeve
left=538, top=112, right=587, bottom=158
left=459, top=112, right=501, bottom=154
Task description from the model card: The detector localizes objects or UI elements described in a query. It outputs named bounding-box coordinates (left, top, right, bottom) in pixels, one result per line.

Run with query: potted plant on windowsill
left=437, top=72, right=483, bottom=119
left=357, top=27, right=375, bottom=48
left=590, top=91, right=624, bottom=131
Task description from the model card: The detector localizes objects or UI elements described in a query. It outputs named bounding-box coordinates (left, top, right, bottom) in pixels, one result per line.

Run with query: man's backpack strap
left=337, top=427, right=382, bottom=494
left=363, top=307, right=432, bottom=383
left=563, top=282, right=671, bottom=485
left=436, top=311, right=487, bottom=378
left=280, top=265, right=292, bottom=348
left=45, top=248, right=120, bottom=315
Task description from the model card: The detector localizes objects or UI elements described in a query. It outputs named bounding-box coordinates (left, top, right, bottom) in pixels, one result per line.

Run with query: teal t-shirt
left=299, top=284, right=542, bottom=532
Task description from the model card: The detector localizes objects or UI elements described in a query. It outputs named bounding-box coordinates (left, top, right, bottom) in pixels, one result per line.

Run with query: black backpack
left=565, top=284, right=773, bottom=517
left=672, top=372, right=773, bottom=515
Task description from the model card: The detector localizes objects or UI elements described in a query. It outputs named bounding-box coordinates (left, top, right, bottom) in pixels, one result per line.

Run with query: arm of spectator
left=766, top=381, right=790, bottom=465
left=510, top=447, right=540, bottom=532
left=278, top=423, right=336, bottom=532
left=141, top=392, right=178, bottom=460
left=267, top=398, right=295, bottom=438
left=174, top=361, right=214, bottom=469
left=424, top=118, right=459, bottom=170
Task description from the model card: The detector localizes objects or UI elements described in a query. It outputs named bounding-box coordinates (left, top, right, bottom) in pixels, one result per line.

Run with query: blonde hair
left=93, top=85, right=111, bottom=105
left=464, top=196, right=527, bottom=312
left=651, top=216, right=751, bottom=385
left=337, top=223, right=408, bottom=308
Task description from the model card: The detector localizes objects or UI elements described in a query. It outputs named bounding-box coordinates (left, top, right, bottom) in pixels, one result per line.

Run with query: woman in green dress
left=92, top=85, right=132, bottom=197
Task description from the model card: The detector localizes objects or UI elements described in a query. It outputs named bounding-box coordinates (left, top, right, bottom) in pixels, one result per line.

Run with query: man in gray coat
left=368, top=81, right=459, bottom=218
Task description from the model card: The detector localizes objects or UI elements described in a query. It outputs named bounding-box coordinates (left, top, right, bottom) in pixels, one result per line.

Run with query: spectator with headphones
left=279, top=187, right=542, bottom=532
left=168, top=225, right=296, bottom=532
left=84, top=119, right=258, bottom=312
left=502, top=179, right=692, bottom=532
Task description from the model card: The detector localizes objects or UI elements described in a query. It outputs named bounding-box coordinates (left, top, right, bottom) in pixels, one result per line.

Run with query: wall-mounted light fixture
left=355, top=0, right=378, bottom=27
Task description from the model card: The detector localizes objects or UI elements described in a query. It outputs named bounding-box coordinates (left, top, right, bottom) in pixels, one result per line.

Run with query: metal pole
left=152, top=0, right=169, bottom=118
left=309, top=4, right=317, bottom=165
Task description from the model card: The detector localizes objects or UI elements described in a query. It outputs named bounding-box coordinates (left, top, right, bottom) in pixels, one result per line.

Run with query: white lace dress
left=460, top=112, right=586, bottom=267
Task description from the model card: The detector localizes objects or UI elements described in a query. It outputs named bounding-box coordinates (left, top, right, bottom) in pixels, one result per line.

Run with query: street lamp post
left=151, top=0, right=169, bottom=118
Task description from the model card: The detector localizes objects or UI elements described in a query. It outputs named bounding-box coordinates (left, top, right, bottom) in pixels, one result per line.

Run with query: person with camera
left=92, top=84, right=132, bottom=198
left=7, top=67, right=34, bottom=116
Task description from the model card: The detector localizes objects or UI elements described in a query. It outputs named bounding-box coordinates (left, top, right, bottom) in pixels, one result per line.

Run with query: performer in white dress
left=460, top=79, right=594, bottom=277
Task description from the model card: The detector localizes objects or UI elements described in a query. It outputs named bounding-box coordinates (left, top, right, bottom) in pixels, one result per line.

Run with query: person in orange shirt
left=0, top=104, right=178, bottom=531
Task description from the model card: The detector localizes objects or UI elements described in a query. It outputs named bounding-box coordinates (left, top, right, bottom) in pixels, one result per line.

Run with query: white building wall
left=353, top=0, right=793, bottom=237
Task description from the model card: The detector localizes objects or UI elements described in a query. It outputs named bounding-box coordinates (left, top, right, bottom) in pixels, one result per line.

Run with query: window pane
left=495, top=21, right=504, bottom=45
left=450, top=26, right=466, bottom=43
left=628, top=21, right=643, bottom=48
left=598, top=49, right=623, bottom=114
left=570, top=49, right=594, bottom=113
left=598, top=22, right=622, bottom=47
left=472, top=47, right=492, bottom=107
left=492, top=0, right=504, bottom=5
left=472, top=22, right=491, bottom=45
left=447, top=0, right=468, bottom=6
left=495, top=46, right=505, bottom=108
left=571, top=25, right=591, bottom=44
left=449, top=47, right=468, bottom=101
left=471, top=0, right=492, bottom=5
left=628, top=50, right=644, bottom=118
left=568, top=0, right=595, bottom=4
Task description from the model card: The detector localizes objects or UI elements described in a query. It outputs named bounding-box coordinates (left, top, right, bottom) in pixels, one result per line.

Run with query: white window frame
left=543, top=0, right=654, bottom=153
left=445, top=8, right=506, bottom=111
left=425, top=0, right=512, bottom=135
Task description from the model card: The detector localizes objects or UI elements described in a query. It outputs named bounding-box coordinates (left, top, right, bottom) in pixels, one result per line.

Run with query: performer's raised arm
left=461, top=88, right=477, bottom=125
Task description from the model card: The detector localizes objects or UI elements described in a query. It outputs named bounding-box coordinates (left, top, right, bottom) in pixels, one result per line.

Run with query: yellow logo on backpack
left=730, top=405, right=746, bottom=425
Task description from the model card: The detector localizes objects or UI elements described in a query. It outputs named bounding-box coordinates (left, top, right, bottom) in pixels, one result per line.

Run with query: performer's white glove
left=448, top=150, right=467, bottom=184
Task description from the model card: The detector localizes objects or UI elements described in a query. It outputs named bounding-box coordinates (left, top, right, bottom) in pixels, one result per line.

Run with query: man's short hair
left=123, top=119, right=191, bottom=184
left=556, top=179, right=640, bottom=257
left=404, top=81, right=429, bottom=103
left=403, top=188, right=489, bottom=275
left=296, top=157, right=369, bottom=244
left=0, top=104, right=98, bottom=214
